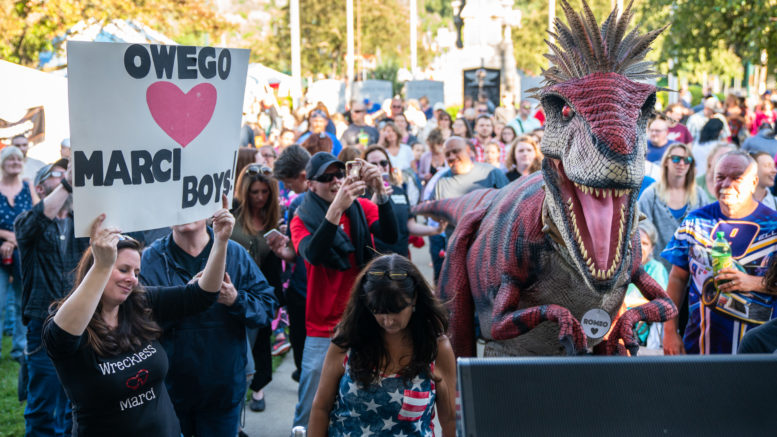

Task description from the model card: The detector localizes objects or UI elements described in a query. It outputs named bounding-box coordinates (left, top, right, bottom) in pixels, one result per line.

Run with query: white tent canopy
left=0, top=60, right=69, bottom=163
left=247, top=63, right=294, bottom=98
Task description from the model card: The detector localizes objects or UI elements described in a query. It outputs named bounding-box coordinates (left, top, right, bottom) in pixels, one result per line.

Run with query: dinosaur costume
left=414, top=0, right=677, bottom=357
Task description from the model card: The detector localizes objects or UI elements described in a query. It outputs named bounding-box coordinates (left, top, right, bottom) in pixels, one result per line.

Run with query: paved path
left=243, top=243, right=436, bottom=437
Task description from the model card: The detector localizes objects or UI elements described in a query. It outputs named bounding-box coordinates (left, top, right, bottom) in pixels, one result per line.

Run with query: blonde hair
left=655, top=143, right=698, bottom=207
left=505, top=135, right=543, bottom=174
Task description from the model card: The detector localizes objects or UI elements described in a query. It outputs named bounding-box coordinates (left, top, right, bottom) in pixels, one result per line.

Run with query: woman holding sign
left=41, top=198, right=234, bottom=436
left=231, top=165, right=294, bottom=412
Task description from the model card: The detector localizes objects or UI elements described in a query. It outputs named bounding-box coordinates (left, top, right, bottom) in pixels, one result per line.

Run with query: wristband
left=60, top=179, right=73, bottom=193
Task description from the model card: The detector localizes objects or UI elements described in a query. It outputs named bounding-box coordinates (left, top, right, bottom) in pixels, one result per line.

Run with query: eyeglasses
left=352, top=109, right=365, bottom=113
left=245, top=164, right=273, bottom=175
left=370, top=160, right=389, bottom=168
left=313, top=170, right=345, bottom=183
left=669, top=155, right=693, bottom=165
left=261, top=153, right=277, bottom=159
left=391, top=105, right=402, bottom=109
left=367, top=270, right=409, bottom=280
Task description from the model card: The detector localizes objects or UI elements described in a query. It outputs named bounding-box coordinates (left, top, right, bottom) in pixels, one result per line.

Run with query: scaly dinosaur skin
left=413, top=1, right=677, bottom=357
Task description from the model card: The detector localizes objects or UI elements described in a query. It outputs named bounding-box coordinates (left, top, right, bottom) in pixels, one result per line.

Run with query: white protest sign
left=67, top=41, right=249, bottom=237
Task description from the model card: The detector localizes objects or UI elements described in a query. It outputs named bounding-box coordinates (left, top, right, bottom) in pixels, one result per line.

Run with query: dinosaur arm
left=490, top=285, right=587, bottom=355
left=604, top=265, right=679, bottom=355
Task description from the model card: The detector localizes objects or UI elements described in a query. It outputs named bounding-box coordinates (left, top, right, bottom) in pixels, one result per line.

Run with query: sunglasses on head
left=117, top=234, right=139, bottom=243
left=245, top=164, right=273, bottom=175
left=313, top=170, right=345, bottom=183
left=669, top=155, right=693, bottom=165
left=367, top=270, right=409, bottom=280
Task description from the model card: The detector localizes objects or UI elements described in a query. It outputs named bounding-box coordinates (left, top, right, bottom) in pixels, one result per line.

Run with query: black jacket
left=15, top=202, right=90, bottom=324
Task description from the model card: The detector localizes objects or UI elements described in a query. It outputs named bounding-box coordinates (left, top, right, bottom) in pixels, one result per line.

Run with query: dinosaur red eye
left=562, top=104, right=574, bottom=121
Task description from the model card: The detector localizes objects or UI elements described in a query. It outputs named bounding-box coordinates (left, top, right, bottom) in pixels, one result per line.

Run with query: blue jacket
left=140, top=228, right=277, bottom=411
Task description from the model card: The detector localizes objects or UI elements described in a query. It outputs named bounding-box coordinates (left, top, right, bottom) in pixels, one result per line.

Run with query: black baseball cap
left=305, top=152, right=345, bottom=180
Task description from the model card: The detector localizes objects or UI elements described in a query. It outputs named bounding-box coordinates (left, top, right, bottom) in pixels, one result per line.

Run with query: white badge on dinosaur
left=581, top=309, right=611, bottom=339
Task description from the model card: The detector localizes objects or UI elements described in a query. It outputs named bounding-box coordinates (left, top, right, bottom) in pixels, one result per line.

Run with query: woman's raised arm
left=197, top=194, right=235, bottom=293
left=53, top=214, right=119, bottom=335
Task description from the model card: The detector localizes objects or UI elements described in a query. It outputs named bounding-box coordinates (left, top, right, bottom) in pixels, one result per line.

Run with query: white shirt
left=387, top=144, right=414, bottom=171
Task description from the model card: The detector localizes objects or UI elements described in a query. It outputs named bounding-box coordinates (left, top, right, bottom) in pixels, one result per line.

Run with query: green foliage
left=369, top=58, right=400, bottom=95
left=637, top=0, right=777, bottom=78
left=511, top=0, right=615, bottom=75
left=0, top=0, right=233, bottom=68
left=263, top=0, right=410, bottom=78
left=0, top=338, right=24, bottom=437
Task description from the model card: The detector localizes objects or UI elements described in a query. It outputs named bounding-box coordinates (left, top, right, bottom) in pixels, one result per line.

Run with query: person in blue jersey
left=662, top=151, right=777, bottom=355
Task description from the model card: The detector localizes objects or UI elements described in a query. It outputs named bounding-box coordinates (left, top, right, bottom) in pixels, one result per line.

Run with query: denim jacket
left=140, top=228, right=278, bottom=411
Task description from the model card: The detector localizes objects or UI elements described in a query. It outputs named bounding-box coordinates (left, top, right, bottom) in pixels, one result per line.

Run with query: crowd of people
left=2, top=87, right=777, bottom=436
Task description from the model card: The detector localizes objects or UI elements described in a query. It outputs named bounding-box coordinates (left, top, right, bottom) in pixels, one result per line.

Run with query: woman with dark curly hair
left=308, top=254, right=455, bottom=437
left=42, top=201, right=233, bottom=436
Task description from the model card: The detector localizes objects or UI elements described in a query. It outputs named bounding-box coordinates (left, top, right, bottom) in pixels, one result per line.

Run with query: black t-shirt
left=43, top=283, right=217, bottom=437
left=169, top=236, right=213, bottom=278
left=372, top=184, right=410, bottom=257
left=738, top=318, right=777, bottom=354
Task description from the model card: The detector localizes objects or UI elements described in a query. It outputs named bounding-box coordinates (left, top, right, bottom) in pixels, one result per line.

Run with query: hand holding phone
left=346, top=161, right=363, bottom=179
left=263, top=228, right=284, bottom=244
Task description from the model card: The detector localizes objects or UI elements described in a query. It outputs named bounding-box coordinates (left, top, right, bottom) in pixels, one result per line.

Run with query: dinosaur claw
left=560, top=335, right=576, bottom=356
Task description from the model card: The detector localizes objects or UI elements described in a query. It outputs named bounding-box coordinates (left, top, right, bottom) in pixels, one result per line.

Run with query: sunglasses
left=313, top=170, right=345, bottom=183
left=669, top=155, right=693, bottom=165
left=245, top=164, right=273, bottom=175
left=367, top=270, right=409, bottom=280
left=352, top=109, right=365, bottom=113
left=370, top=160, right=389, bottom=168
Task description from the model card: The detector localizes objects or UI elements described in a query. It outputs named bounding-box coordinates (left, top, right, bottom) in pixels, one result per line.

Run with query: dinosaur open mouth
left=550, top=159, right=632, bottom=281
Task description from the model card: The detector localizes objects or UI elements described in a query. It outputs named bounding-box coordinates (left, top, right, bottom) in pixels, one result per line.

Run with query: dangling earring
left=412, top=306, right=416, bottom=313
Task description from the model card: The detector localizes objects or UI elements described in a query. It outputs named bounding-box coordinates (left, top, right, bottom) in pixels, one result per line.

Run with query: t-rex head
left=537, top=0, right=667, bottom=291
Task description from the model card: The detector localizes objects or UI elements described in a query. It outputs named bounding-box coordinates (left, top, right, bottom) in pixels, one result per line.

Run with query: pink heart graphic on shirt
left=125, top=369, right=149, bottom=390
left=146, top=81, right=217, bottom=148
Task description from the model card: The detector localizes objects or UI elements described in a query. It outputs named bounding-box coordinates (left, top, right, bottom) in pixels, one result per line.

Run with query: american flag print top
left=328, top=352, right=436, bottom=436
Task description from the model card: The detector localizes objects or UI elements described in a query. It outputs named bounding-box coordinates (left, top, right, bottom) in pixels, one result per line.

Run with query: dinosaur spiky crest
left=541, top=0, right=667, bottom=86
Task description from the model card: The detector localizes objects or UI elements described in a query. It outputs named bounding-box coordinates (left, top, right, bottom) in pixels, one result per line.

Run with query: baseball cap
left=305, top=152, right=345, bottom=180
left=34, top=158, right=69, bottom=187
left=433, top=102, right=446, bottom=112
left=61, top=138, right=70, bottom=148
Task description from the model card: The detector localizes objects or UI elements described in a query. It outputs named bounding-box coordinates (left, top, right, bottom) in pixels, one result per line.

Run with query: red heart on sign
left=146, top=81, right=217, bottom=148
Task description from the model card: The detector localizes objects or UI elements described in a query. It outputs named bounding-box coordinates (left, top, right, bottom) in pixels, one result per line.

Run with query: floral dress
left=329, top=352, right=437, bottom=436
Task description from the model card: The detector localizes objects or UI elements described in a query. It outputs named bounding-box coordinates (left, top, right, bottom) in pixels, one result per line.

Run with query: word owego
left=123, top=44, right=232, bottom=80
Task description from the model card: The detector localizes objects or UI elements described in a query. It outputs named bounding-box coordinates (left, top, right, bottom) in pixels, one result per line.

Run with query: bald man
left=662, top=151, right=777, bottom=355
